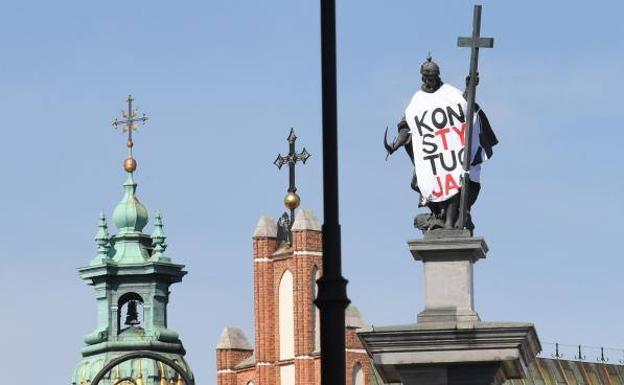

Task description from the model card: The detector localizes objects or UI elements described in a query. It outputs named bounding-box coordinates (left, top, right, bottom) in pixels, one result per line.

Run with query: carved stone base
left=358, top=321, right=541, bottom=385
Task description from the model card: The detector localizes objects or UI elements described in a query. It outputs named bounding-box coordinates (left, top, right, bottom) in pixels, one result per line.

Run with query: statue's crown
left=420, top=54, right=440, bottom=76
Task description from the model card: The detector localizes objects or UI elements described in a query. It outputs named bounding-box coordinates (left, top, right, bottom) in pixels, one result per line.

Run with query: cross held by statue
left=457, top=4, right=494, bottom=229
left=273, top=128, right=311, bottom=225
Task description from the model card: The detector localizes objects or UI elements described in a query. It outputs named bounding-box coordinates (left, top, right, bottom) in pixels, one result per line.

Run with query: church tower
left=71, top=96, right=193, bottom=385
left=216, top=129, right=371, bottom=385
left=217, top=212, right=371, bottom=385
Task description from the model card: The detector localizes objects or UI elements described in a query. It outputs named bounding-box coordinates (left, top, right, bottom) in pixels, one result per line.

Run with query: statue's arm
left=395, top=117, right=411, bottom=147
left=463, top=73, right=480, bottom=100
left=385, top=116, right=411, bottom=155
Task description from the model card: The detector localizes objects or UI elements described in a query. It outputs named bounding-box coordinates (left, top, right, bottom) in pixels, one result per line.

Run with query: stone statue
left=276, top=212, right=292, bottom=247
left=385, top=56, right=498, bottom=233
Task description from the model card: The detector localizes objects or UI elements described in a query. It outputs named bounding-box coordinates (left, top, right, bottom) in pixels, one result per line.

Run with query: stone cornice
left=358, top=321, right=541, bottom=382
left=78, top=261, right=187, bottom=283
left=408, top=236, right=488, bottom=262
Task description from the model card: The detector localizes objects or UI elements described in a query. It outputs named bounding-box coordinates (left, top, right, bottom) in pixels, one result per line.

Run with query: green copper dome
left=113, top=173, right=148, bottom=233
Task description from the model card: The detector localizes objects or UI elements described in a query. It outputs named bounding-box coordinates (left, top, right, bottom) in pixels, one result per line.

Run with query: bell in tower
left=124, top=300, right=141, bottom=327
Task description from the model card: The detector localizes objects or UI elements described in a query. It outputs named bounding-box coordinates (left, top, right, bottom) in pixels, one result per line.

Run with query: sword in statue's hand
left=384, top=126, right=397, bottom=161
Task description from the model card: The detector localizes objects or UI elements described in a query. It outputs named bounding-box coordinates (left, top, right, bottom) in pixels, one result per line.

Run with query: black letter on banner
left=422, top=134, right=438, bottom=154
left=439, top=150, right=458, bottom=172
left=431, top=108, right=448, bottom=129
left=458, top=148, right=465, bottom=165
left=414, top=110, right=433, bottom=136
left=447, top=103, right=465, bottom=126
left=423, top=154, right=439, bottom=175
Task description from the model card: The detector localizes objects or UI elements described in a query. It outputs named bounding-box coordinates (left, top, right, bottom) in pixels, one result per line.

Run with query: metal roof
left=508, top=358, right=624, bottom=385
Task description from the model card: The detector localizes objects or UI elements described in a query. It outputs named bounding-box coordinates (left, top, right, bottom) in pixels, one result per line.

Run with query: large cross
left=273, top=128, right=311, bottom=223
left=457, top=4, right=494, bottom=229
left=112, top=95, right=149, bottom=155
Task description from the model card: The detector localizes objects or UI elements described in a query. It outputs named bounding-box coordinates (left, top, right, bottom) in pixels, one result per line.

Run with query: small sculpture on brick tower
left=276, top=212, right=292, bottom=247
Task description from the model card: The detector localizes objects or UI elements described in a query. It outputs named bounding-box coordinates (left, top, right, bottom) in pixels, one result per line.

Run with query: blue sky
left=1, top=0, right=623, bottom=383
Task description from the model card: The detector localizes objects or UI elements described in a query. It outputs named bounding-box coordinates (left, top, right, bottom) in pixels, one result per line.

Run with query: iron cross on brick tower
left=273, top=128, right=311, bottom=232
left=457, top=4, right=494, bottom=229
left=112, top=94, right=149, bottom=174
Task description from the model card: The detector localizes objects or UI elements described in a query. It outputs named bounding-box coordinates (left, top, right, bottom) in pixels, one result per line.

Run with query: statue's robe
left=398, top=83, right=498, bottom=205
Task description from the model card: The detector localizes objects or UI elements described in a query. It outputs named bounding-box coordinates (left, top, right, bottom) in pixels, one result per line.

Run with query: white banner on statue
left=405, top=84, right=481, bottom=203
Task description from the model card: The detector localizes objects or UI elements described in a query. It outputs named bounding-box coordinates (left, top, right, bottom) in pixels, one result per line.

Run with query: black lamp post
left=315, top=1, right=351, bottom=385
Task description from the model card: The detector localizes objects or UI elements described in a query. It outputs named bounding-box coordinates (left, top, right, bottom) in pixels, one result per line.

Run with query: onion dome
left=112, top=173, right=148, bottom=234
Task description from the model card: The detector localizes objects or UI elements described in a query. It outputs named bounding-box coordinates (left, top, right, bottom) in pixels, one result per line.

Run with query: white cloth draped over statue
left=405, top=84, right=491, bottom=204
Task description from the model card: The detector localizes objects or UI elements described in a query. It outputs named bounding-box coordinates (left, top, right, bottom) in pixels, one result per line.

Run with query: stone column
left=410, top=231, right=485, bottom=324
left=358, top=230, right=541, bottom=385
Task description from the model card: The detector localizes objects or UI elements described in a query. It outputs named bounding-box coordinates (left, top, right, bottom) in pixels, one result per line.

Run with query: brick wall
left=217, top=349, right=254, bottom=370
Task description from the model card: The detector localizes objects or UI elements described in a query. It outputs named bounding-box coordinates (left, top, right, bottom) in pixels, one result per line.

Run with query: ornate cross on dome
left=273, top=128, right=311, bottom=226
left=112, top=95, right=149, bottom=173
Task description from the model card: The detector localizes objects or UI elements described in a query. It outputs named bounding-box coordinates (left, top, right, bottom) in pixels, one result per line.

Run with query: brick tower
left=216, top=209, right=372, bottom=385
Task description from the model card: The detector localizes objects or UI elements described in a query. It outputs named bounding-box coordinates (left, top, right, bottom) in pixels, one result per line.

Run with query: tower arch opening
left=312, top=265, right=321, bottom=352
left=353, top=362, right=364, bottom=385
left=278, top=269, right=295, bottom=360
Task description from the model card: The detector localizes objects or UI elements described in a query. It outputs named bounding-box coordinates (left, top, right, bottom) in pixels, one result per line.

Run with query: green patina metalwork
left=91, top=351, right=194, bottom=385
left=71, top=170, right=193, bottom=385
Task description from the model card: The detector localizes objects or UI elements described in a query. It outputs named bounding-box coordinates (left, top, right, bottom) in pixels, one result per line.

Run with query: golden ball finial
left=124, top=156, right=137, bottom=173
left=284, top=191, right=301, bottom=210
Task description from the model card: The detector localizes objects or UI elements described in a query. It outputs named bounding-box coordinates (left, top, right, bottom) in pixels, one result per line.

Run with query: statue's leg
left=468, top=181, right=481, bottom=208
left=444, top=196, right=459, bottom=229
left=453, top=181, right=481, bottom=230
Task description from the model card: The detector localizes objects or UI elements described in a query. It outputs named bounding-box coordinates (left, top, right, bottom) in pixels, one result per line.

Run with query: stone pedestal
left=358, top=232, right=541, bottom=385
left=409, top=232, right=487, bottom=324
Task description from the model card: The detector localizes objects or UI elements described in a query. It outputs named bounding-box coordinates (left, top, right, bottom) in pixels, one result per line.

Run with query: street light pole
left=315, top=1, right=350, bottom=384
